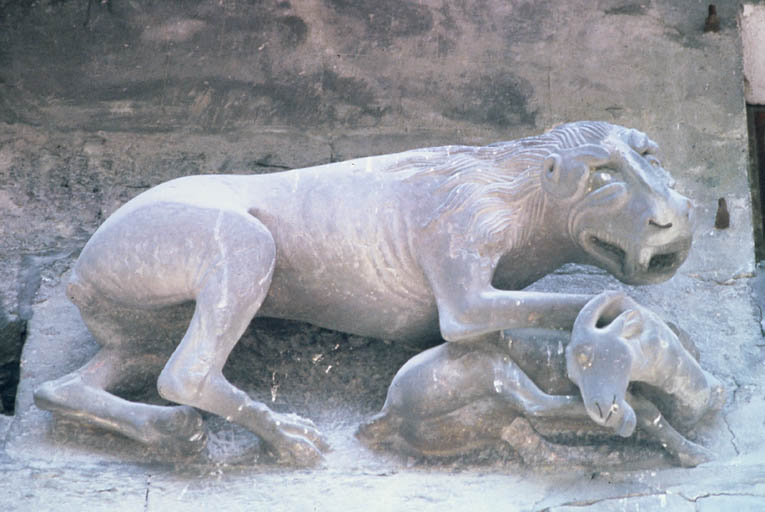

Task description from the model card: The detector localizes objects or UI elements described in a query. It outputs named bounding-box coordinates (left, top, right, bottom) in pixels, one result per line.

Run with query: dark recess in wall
left=747, top=104, right=765, bottom=261
left=0, top=309, right=25, bottom=415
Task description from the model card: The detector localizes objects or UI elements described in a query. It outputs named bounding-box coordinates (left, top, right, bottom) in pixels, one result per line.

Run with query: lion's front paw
left=267, top=434, right=325, bottom=467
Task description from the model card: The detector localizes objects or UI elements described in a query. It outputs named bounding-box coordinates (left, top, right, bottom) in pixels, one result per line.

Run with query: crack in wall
left=328, top=139, right=338, bottom=163
left=754, top=301, right=765, bottom=336
left=721, top=414, right=741, bottom=456
left=541, top=488, right=765, bottom=511
left=530, top=478, right=582, bottom=511
left=684, top=271, right=756, bottom=286
left=143, top=473, right=151, bottom=512
left=721, top=375, right=742, bottom=456
left=679, top=490, right=765, bottom=502
left=542, top=491, right=670, bottom=510
left=252, top=161, right=292, bottom=171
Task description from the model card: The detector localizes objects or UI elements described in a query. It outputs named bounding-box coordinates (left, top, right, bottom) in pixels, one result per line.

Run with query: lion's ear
left=541, top=153, right=563, bottom=192
left=542, top=145, right=611, bottom=199
left=541, top=153, right=584, bottom=199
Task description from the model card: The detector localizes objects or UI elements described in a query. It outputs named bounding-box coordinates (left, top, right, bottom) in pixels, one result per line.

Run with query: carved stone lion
left=34, top=121, right=695, bottom=465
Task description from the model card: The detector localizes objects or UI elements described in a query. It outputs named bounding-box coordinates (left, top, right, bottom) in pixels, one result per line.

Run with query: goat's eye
left=575, top=346, right=594, bottom=368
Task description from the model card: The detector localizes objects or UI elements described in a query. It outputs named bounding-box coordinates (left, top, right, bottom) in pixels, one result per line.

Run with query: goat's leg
left=492, top=357, right=589, bottom=419
left=628, top=392, right=715, bottom=467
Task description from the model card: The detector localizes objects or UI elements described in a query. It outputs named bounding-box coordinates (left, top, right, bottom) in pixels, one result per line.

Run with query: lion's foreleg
left=441, top=290, right=596, bottom=342
left=419, top=246, right=593, bottom=341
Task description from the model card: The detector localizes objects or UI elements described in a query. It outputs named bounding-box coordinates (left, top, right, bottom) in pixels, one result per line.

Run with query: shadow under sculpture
left=34, top=121, right=701, bottom=466
left=358, top=292, right=725, bottom=467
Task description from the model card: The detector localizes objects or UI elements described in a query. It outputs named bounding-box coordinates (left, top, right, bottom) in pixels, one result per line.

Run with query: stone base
left=2, top=266, right=765, bottom=510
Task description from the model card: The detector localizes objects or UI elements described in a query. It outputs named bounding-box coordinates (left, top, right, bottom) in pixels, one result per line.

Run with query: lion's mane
left=385, top=121, right=613, bottom=247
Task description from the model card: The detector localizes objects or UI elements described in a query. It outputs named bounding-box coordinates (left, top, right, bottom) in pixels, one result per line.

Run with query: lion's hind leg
left=154, top=211, right=328, bottom=466
left=34, top=347, right=207, bottom=455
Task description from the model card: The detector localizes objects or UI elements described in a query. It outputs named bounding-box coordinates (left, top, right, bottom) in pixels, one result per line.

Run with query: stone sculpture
left=34, top=121, right=696, bottom=466
left=358, top=292, right=725, bottom=467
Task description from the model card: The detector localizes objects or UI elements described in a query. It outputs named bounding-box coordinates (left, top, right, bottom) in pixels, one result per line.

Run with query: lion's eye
left=641, top=151, right=661, bottom=168
left=596, top=171, right=612, bottom=181
left=589, top=168, right=616, bottom=190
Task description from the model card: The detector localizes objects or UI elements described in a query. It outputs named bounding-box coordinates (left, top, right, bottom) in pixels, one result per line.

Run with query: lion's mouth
left=588, top=235, right=682, bottom=277
left=646, top=251, right=680, bottom=273
left=590, top=236, right=626, bottom=270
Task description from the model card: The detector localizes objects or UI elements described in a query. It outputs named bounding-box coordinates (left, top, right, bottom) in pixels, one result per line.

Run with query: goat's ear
left=608, top=309, right=642, bottom=339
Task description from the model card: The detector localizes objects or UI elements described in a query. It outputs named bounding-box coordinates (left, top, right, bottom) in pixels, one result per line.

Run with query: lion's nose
left=648, top=219, right=673, bottom=229
left=664, top=192, right=696, bottom=231
left=677, top=195, right=697, bottom=230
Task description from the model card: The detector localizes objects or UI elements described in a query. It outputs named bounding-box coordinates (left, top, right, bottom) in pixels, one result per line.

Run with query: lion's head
left=543, top=122, right=694, bottom=285
left=387, top=121, right=694, bottom=286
